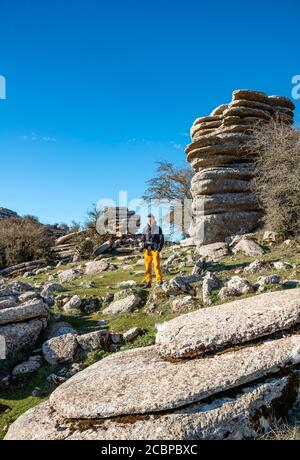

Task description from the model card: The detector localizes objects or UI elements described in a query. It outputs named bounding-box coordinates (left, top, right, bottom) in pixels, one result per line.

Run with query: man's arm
left=159, top=228, right=165, bottom=252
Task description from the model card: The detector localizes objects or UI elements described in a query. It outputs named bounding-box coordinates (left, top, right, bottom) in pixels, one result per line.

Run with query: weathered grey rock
left=76, top=330, right=109, bottom=351
left=42, top=333, right=78, bottom=365
left=0, top=318, right=46, bottom=356
left=196, top=242, right=229, bottom=260
left=63, top=295, right=82, bottom=313
left=5, top=377, right=295, bottom=440
left=202, top=272, right=222, bottom=305
left=263, top=231, right=283, bottom=243
left=49, top=322, right=77, bottom=338
left=48, top=336, right=300, bottom=420
left=0, top=299, right=48, bottom=326
left=163, top=277, right=196, bottom=297
left=0, top=297, right=17, bottom=310
left=171, top=296, right=194, bottom=313
left=257, top=274, right=282, bottom=287
left=58, top=269, right=83, bottom=284
left=232, top=239, right=264, bottom=257
left=85, top=260, right=109, bottom=275
left=244, top=260, right=263, bottom=274
left=94, top=241, right=113, bottom=257
left=273, top=261, right=293, bottom=271
left=190, top=212, right=262, bottom=246
left=103, top=294, right=142, bottom=315
left=12, top=358, right=41, bottom=376
left=123, top=327, right=144, bottom=343
left=156, top=289, right=300, bottom=359
left=19, top=292, right=39, bottom=303
left=226, top=276, right=254, bottom=295
left=218, top=286, right=237, bottom=301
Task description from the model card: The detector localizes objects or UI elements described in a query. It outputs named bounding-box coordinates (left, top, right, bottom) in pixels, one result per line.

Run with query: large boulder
left=0, top=318, right=46, bottom=356
left=156, top=289, right=300, bottom=359
left=42, top=333, right=78, bottom=365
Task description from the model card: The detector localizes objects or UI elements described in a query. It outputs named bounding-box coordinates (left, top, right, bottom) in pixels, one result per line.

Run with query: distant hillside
left=0, top=207, right=18, bottom=220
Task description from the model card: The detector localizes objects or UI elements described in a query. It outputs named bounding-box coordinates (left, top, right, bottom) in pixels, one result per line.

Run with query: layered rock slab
left=156, top=289, right=300, bottom=359
left=0, top=299, right=48, bottom=326
left=5, top=377, right=295, bottom=440
left=48, top=335, right=300, bottom=420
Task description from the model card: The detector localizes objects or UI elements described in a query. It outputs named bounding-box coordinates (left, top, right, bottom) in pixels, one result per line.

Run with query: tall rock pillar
left=185, top=89, right=295, bottom=245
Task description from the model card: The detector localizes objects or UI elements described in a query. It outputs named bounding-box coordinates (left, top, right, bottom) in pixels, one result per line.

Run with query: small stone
left=273, top=262, right=293, bottom=271
left=227, top=276, right=254, bottom=296
left=244, top=260, right=263, bottom=274
left=77, top=330, right=109, bottom=351
left=123, top=328, right=144, bottom=343
left=63, top=295, right=82, bottom=314
left=12, top=359, right=41, bottom=376
left=257, top=274, right=282, bottom=287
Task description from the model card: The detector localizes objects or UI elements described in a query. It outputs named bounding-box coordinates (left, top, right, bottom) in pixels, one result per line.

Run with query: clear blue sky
left=0, top=0, right=299, bottom=225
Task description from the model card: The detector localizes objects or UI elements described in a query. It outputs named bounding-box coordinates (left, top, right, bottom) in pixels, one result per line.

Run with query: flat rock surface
left=5, top=377, right=291, bottom=440
left=49, top=335, right=300, bottom=419
left=0, top=299, right=48, bottom=325
left=156, top=289, right=300, bottom=359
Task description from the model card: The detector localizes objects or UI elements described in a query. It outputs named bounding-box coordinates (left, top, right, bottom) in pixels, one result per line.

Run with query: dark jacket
left=141, top=224, right=165, bottom=252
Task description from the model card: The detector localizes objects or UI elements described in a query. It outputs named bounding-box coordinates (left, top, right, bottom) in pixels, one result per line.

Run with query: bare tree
left=143, top=161, right=194, bottom=238
left=251, top=119, right=300, bottom=237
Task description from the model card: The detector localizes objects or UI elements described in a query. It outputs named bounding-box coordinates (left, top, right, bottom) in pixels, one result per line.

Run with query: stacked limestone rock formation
left=0, top=282, right=49, bottom=357
left=97, top=207, right=141, bottom=236
left=186, top=90, right=295, bottom=245
left=5, top=289, right=300, bottom=440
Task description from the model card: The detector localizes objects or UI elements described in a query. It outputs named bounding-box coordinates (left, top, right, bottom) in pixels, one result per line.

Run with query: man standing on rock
left=140, top=214, right=164, bottom=288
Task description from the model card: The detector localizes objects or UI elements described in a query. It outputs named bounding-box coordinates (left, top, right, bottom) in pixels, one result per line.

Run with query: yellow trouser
left=144, top=250, right=163, bottom=284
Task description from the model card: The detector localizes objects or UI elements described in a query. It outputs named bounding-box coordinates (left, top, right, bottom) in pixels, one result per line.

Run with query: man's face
left=148, top=217, right=154, bottom=226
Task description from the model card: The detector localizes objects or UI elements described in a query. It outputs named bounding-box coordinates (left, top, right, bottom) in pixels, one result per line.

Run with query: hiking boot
left=141, top=283, right=152, bottom=289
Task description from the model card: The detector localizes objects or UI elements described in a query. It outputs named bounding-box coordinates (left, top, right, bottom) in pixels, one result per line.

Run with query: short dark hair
left=147, top=214, right=155, bottom=219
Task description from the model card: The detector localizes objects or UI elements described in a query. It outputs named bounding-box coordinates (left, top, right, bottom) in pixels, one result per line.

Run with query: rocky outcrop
left=0, top=283, right=49, bottom=356
left=96, top=207, right=141, bottom=236
left=0, top=259, right=48, bottom=278
left=5, top=288, right=300, bottom=441
left=0, top=208, right=18, bottom=220
left=186, top=90, right=295, bottom=245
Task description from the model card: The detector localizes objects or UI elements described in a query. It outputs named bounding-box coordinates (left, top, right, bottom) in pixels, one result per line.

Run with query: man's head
left=147, top=214, right=156, bottom=226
